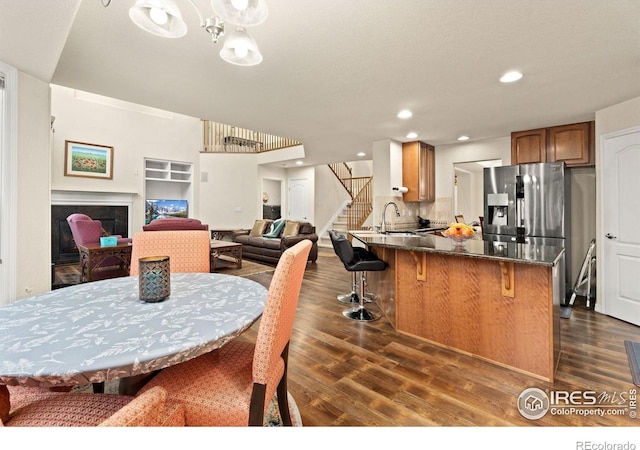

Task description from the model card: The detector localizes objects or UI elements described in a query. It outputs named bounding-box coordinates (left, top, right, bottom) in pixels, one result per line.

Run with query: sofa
left=233, top=219, right=318, bottom=265
left=143, top=217, right=209, bottom=231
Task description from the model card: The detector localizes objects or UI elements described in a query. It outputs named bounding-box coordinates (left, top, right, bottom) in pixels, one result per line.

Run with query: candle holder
left=138, top=256, right=171, bottom=302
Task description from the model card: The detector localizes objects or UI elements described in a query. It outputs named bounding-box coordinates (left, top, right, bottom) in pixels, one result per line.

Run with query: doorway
left=600, top=126, right=640, bottom=326
left=288, top=178, right=309, bottom=221
left=453, top=159, right=502, bottom=224
left=261, top=178, right=283, bottom=219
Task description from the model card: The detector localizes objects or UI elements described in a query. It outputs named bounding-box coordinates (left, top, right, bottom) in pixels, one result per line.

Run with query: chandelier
left=128, top=0, right=268, bottom=66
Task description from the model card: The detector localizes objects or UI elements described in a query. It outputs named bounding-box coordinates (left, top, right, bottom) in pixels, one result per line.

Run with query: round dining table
left=0, top=273, right=267, bottom=387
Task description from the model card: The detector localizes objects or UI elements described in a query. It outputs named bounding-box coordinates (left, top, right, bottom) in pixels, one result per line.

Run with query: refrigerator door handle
left=515, top=175, right=525, bottom=227
left=516, top=198, right=525, bottom=227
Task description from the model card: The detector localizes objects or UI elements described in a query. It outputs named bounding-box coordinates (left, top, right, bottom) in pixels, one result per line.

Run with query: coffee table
left=210, top=240, right=242, bottom=271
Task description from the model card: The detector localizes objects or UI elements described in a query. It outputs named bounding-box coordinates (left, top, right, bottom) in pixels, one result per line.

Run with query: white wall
left=51, top=86, right=202, bottom=232
left=15, top=73, right=51, bottom=299
left=314, top=164, right=351, bottom=233
left=198, top=153, right=260, bottom=228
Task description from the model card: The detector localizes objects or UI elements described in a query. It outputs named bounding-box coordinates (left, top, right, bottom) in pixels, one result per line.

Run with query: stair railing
left=327, top=162, right=372, bottom=230
left=347, top=177, right=372, bottom=231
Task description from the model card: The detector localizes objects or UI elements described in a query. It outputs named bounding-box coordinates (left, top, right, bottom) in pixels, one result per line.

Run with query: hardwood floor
left=242, top=248, right=640, bottom=428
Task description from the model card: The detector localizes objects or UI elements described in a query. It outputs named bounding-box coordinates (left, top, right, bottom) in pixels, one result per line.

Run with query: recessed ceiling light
left=397, top=110, right=413, bottom=119
left=500, top=71, right=523, bottom=83
left=406, top=132, right=418, bottom=139
left=295, top=160, right=303, bottom=165
left=457, top=135, right=470, bottom=141
left=357, top=152, right=366, bottom=157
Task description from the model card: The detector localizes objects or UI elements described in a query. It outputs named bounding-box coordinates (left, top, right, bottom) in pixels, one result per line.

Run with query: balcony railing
left=201, top=120, right=302, bottom=153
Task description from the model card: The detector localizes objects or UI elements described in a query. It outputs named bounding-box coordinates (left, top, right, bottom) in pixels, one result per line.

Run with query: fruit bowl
left=443, top=222, right=475, bottom=247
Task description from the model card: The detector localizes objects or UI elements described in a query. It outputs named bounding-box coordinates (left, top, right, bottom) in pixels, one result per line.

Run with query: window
left=0, top=61, right=18, bottom=305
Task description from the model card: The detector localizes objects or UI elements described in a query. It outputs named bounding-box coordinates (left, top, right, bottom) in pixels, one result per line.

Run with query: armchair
left=66, top=214, right=132, bottom=282
left=66, top=213, right=131, bottom=246
left=1, top=385, right=184, bottom=427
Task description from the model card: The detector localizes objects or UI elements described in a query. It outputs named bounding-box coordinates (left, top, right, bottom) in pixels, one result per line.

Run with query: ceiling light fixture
left=397, top=110, right=413, bottom=119
left=129, top=0, right=188, bottom=38
left=406, top=132, right=418, bottom=139
left=128, top=0, right=267, bottom=65
left=357, top=152, right=366, bottom=157
left=457, top=135, right=470, bottom=141
left=220, top=27, right=262, bottom=65
left=211, top=0, right=268, bottom=26
left=500, top=71, right=523, bottom=83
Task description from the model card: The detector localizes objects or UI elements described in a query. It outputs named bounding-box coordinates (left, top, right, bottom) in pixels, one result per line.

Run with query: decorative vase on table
left=138, top=256, right=171, bottom=302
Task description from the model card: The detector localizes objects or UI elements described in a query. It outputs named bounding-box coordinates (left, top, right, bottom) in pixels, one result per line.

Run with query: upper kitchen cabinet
left=402, top=141, right=435, bottom=202
left=511, top=121, right=594, bottom=167
left=511, top=128, right=547, bottom=164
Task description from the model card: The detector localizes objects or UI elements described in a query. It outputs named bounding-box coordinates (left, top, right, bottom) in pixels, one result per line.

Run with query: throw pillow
left=263, top=218, right=286, bottom=238
left=282, top=220, right=300, bottom=237
left=249, top=220, right=268, bottom=237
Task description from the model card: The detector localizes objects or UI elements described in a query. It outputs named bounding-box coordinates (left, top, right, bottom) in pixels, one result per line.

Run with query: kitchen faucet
left=380, top=202, right=400, bottom=233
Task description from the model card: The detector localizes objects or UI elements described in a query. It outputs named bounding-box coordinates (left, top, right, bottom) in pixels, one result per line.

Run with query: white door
left=602, top=127, right=640, bottom=326
left=288, top=178, right=309, bottom=221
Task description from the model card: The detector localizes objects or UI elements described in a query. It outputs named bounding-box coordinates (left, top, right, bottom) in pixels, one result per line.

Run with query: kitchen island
left=350, top=232, right=565, bottom=381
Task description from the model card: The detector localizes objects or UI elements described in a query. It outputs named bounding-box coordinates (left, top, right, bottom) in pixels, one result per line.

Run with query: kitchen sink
left=384, top=231, right=418, bottom=237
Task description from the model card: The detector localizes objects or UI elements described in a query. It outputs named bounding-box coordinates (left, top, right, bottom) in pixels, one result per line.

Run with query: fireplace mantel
left=51, top=190, right=136, bottom=207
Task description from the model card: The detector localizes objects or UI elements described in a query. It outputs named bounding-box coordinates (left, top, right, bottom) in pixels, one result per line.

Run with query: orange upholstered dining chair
left=137, top=239, right=313, bottom=426
left=129, top=230, right=211, bottom=275
left=0, top=384, right=184, bottom=427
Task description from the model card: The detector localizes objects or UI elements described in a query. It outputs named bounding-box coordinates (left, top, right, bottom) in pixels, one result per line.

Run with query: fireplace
left=51, top=191, right=133, bottom=265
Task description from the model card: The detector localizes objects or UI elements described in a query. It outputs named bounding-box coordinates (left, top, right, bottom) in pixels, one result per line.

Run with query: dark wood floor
left=242, top=248, right=640, bottom=428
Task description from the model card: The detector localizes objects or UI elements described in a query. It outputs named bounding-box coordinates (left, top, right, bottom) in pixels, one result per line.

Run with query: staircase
left=319, top=163, right=373, bottom=248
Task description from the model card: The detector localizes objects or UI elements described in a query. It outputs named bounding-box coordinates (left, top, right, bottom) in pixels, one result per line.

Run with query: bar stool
left=329, top=230, right=387, bottom=321
left=329, top=230, right=373, bottom=304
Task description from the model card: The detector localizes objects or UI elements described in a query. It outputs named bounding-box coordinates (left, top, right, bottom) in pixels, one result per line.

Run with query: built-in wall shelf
left=144, top=159, right=192, bottom=183
left=143, top=158, right=194, bottom=223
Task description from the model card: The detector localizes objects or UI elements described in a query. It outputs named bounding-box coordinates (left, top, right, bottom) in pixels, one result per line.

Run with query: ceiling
left=1, top=0, right=639, bottom=167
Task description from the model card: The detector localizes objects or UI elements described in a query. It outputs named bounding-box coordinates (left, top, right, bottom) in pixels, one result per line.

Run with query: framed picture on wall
left=64, top=140, right=114, bottom=179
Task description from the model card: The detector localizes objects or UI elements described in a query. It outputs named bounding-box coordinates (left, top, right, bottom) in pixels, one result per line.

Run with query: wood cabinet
left=511, top=128, right=547, bottom=164
left=402, top=141, right=435, bottom=202
left=511, top=121, right=594, bottom=167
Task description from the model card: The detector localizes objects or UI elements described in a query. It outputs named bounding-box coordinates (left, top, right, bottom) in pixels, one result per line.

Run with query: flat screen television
left=145, top=199, right=188, bottom=224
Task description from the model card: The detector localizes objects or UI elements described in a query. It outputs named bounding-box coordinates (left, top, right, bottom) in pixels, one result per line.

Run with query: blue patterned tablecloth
left=0, top=273, right=267, bottom=387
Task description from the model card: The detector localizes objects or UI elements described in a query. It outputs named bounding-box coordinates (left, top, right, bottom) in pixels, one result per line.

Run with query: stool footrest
left=343, top=306, right=380, bottom=322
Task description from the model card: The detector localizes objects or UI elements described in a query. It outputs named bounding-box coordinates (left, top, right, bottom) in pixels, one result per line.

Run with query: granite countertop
left=350, top=232, right=564, bottom=267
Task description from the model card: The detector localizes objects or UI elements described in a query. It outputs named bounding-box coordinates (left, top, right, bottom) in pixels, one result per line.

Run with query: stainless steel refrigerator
left=483, top=162, right=570, bottom=292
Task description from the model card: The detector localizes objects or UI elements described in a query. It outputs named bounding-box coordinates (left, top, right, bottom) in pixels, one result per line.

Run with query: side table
left=77, top=243, right=132, bottom=283
left=210, top=240, right=242, bottom=271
